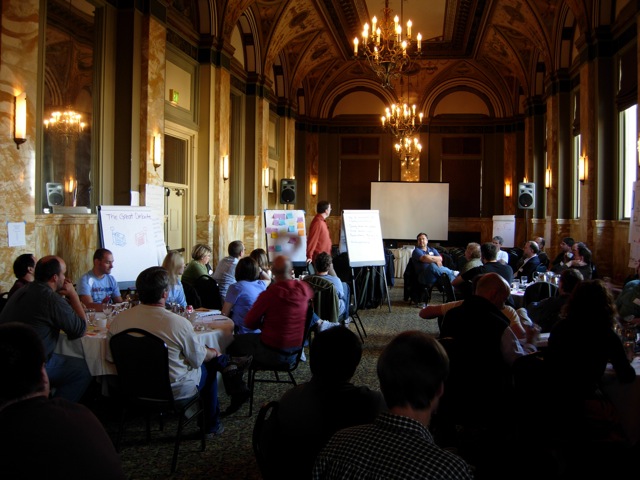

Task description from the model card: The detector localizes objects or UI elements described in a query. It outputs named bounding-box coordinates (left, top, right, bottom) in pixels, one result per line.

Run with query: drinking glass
left=520, top=277, right=528, bottom=289
left=86, top=309, right=96, bottom=326
left=103, top=303, right=114, bottom=319
left=300, top=270, right=309, bottom=280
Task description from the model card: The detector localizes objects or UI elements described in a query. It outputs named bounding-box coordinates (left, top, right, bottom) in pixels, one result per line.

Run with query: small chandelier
left=44, top=107, right=86, bottom=144
left=381, top=102, right=423, bottom=139
left=396, top=136, right=422, bottom=169
left=353, top=0, right=422, bottom=88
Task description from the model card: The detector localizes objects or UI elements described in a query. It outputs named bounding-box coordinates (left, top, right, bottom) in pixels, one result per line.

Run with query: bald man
left=438, top=272, right=526, bottom=432
left=228, top=255, right=315, bottom=368
left=0, top=256, right=91, bottom=402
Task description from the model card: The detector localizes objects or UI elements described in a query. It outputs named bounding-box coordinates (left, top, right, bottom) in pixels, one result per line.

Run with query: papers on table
left=196, top=312, right=227, bottom=323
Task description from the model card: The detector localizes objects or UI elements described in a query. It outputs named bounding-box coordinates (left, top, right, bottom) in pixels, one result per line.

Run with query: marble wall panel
left=0, top=0, right=41, bottom=292
left=34, top=214, right=98, bottom=285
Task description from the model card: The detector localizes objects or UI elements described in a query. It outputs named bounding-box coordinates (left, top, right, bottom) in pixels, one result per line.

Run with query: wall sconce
left=153, top=135, right=162, bottom=170
left=263, top=167, right=269, bottom=189
left=523, top=176, right=528, bottom=184
left=578, top=154, right=586, bottom=184
left=222, top=155, right=229, bottom=181
left=545, top=168, right=552, bottom=190
left=504, top=181, right=511, bottom=198
left=14, top=92, right=27, bottom=149
left=311, top=179, right=318, bottom=196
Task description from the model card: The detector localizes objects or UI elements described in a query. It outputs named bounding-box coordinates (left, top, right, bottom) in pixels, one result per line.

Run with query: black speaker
left=280, top=179, right=296, bottom=204
left=46, top=182, right=64, bottom=207
left=517, top=182, right=535, bottom=209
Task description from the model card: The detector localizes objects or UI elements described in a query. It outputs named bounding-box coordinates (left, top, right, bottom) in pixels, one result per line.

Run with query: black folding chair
left=109, top=328, right=205, bottom=473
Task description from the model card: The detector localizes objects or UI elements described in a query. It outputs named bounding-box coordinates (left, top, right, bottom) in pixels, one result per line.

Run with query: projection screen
left=370, top=182, right=450, bottom=241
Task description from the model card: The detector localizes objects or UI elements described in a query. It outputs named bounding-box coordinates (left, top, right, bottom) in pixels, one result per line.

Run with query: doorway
left=164, top=124, right=196, bottom=253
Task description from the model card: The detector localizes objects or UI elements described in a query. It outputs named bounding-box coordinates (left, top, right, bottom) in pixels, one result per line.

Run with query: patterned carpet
left=92, top=279, right=439, bottom=479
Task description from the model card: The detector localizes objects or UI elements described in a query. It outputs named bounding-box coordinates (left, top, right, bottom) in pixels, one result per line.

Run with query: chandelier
left=396, top=136, right=422, bottom=169
left=381, top=102, right=423, bottom=139
left=353, top=0, right=422, bottom=88
left=44, top=107, right=86, bottom=144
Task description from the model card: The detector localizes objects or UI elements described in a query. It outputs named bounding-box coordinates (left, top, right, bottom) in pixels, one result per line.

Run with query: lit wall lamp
left=222, top=155, right=229, bottom=181
left=523, top=176, right=529, bottom=183
left=263, top=167, right=269, bottom=189
left=504, top=181, right=511, bottom=198
left=153, top=135, right=162, bottom=170
left=545, top=168, right=552, bottom=190
left=14, top=92, right=27, bottom=149
left=311, top=179, right=318, bottom=196
left=578, top=154, right=587, bottom=184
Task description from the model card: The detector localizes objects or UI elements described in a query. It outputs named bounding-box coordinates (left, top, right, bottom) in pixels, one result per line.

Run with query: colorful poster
left=264, top=209, right=307, bottom=265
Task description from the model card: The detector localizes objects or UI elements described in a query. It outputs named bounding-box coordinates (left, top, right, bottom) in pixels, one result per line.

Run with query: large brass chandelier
left=353, top=0, right=423, bottom=88
left=44, top=107, right=86, bottom=145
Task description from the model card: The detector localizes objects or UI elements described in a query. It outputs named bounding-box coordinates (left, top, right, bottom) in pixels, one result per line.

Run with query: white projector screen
left=371, top=182, right=450, bottom=241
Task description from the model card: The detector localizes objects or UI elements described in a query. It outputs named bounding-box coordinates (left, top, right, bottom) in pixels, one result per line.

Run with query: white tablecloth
left=601, top=356, right=640, bottom=445
left=390, top=247, right=414, bottom=279
left=55, top=313, right=235, bottom=377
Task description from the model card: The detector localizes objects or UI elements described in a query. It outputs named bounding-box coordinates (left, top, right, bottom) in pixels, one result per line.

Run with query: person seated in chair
left=213, top=240, right=245, bottom=302
left=78, top=248, right=123, bottom=311
left=492, top=236, right=510, bottom=264
left=8, top=253, right=36, bottom=298
left=313, top=331, right=473, bottom=479
left=555, top=242, right=593, bottom=280
left=411, top=233, right=457, bottom=288
left=181, top=244, right=213, bottom=286
left=513, top=240, right=542, bottom=280
left=107, top=266, right=252, bottom=437
left=535, top=236, right=550, bottom=270
left=460, top=242, right=482, bottom=273
left=528, top=268, right=583, bottom=333
left=261, top=327, right=385, bottom=479
left=228, top=255, right=315, bottom=369
left=313, top=252, right=350, bottom=321
left=0, top=323, right=126, bottom=479
left=452, top=242, right=513, bottom=298
left=221, top=257, right=266, bottom=334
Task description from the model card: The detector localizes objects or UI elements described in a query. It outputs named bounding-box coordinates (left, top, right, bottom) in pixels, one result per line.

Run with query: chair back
left=524, top=282, right=558, bottom=308
left=110, top=328, right=175, bottom=404
left=303, top=276, right=339, bottom=323
left=182, top=281, right=201, bottom=309
left=0, top=292, right=9, bottom=313
left=252, top=401, right=280, bottom=480
left=440, top=274, right=456, bottom=303
left=194, top=275, right=222, bottom=309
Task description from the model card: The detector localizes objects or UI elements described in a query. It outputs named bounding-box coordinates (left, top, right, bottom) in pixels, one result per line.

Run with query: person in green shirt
left=182, top=243, right=212, bottom=286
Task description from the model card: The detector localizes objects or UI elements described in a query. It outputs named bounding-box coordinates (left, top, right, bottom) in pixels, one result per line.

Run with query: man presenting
left=307, top=201, right=333, bottom=268
left=0, top=256, right=91, bottom=402
left=78, top=248, right=123, bottom=311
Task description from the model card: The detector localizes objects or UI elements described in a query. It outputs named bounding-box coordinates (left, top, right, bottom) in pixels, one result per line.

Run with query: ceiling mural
left=176, top=1, right=606, bottom=119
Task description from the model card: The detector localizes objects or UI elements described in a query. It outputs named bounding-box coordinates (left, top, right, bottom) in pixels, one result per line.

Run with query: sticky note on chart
left=286, top=212, right=293, bottom=219
left=271, top=232, right=278, bottom=238
left=288, top=237, right=298, bottom=244
left=275, top=245, right=282, bottom=252
left=288, top=225, right=296, bottom=233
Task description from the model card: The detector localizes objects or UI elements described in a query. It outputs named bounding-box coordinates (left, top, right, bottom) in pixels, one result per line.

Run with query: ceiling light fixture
left=353, top=0, right=422, bottom=88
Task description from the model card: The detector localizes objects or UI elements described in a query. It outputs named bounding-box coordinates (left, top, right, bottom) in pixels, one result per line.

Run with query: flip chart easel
left=341, top=210, right=391, bottom=312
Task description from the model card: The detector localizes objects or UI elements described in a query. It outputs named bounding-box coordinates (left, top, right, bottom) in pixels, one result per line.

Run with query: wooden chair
left=109, top=328, right=205, bottom=474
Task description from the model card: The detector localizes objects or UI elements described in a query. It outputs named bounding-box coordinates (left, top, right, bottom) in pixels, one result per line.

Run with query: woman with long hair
left=250, top=248, right=272, bottom=287
left=161, top=251, right=187, bottom=307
